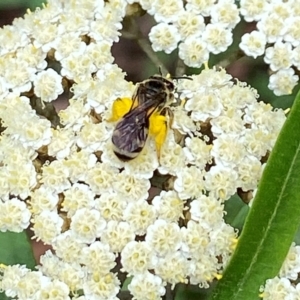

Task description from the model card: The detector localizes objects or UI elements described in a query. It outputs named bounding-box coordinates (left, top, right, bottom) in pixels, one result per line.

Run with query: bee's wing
left=112, top=107, right=149, bottom=153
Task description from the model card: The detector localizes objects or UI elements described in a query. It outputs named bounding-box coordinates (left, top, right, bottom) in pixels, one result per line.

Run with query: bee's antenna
left=158, top=66, right=163, bottom=76
left=171, top=76, right=193, bottom=81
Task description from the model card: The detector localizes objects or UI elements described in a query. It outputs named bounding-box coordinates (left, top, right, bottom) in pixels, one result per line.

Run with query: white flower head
left=32, top=210, right=64, bottom=244
left=80, top=241, right=116, bottom=274
left=33, top=68, right=63, bottom=102
left=146, top=219, right=182, bottom=256
left=202, top=23, right=233, bottom=55
left=239, top=30, right=267, bottom=59
left=152, top=190, right=185, bottom=223
left=175, top=11, right=205, bottom=40
left=61, top=183, right=95, bottom=218
left=240, top=0, right=269, bottom=22
left=149, top=23, right=181, bottom=54
left=101, top=220, right=135, bottom=253
left=268, top=68, right=299, bottom=96
left=0, top=198, right=31, bottom=232
left=123, top=201, right=157, bottom=235
left=128, top=271, right=165, bottom=300
left=178, top=37, right=209, bottom=68
left=210, top=0, right=240, bottom=29
left=264, top=42, right=293, bottom=71
left=94, top=192, right=127, bottom=222
left=83, top=272, right=120, bottom=300
left=121, top=241, right=157, bottom=275
left=70, top=208, right=106, bottom=243
left=284, top=16, right=300, bottom=47
left=257, top=14, right=285, bottom=43
left=174, top=166, right=205, bottom=200
left=185, top=0, right=216, bottom=16
left=262, top=277, right=295, bottom=300
left=149, top=0, right=183, bottom=23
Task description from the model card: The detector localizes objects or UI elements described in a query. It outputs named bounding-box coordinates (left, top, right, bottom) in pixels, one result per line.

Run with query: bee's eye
left=147, top=80, right=164, bottom=90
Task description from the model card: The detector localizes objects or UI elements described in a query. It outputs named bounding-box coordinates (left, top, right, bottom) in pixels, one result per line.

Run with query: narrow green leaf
left=210, top=90, right=300, bottom=300
left=0, top=231, right=36, bottom=269
left=223, top=194, right=249, bottom=232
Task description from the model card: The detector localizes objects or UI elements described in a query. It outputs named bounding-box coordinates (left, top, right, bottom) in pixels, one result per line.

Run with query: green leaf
left=210, top=89, right=300, bottom=300
left=0, top=231, right=36, bottom=269
left=0, top=0, right=45, bottom=9
left=223, top=194, right=249, bottom=232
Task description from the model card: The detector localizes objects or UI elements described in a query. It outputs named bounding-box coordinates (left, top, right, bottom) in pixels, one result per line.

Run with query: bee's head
left=148, top=75, right=175, bottom=92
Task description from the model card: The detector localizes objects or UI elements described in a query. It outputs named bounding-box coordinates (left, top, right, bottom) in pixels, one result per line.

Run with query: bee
left=111, top=75, right=176, bottom=161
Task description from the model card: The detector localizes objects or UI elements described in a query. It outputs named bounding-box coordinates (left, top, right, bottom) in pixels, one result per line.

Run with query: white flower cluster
left=0, top=0, right=288, bottom=300
left=261, top=243, right=300, bottom=300
left=239, top=0, right=300, bottom=96
left=144, top=0, right=300, bottom=95
left=144, top=0, right=239, bottom=67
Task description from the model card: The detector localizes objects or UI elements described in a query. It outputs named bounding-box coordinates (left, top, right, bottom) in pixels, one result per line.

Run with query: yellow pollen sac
left=149, top=112, right=168, bottom=156
left=109, top=97, right=133, bottom=121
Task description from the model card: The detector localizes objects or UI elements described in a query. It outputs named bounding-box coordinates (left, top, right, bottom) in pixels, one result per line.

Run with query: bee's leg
left=150, top=107, right=174, bottom=158
left=108, top=97, right=133, bottom=121
left=160, top=107, right=174, bottom=128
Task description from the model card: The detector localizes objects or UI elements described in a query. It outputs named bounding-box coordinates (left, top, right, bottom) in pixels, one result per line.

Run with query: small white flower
left=156, top=251, right=189, bottom=287
left=121, top=241, right=156, bottom=275
left=152, top=190, right=185, bottom=223
left=83, top=272, right=120, bottom=300
left=29, top=185, right=59, bottom=215
left=113, top=171, right=150, bottom=202
left=149, top=0, right=183, bottom=23
left=36, top=279, right=70, bottom=300
left=262, top=277, right=295, bottom=300
left=185, top=0, right=216, bottom=16
left=185, top=90, right=223, bottom=122
left=239, top=30, right=267, bottom=59
left=62, top=183, right=95, bottom=218
left=279, top=244, right=300, bottom=280
left=257, top=14, right=285, bottom=43
left=175, top=11, right=205, bottom=40
left=178, top=37, right=209, bottom=68
left=204, top=165, right=239, bottom=201
left=1, top=265, right=30, bottom=298
left=181, top=220, right=210, bottom=258
left=149, top=23, right=181, bottom=54
left=128, top=272, right=165, bottom=300
left=123, top=201, right=157, bottom=235
left=94, top=192, right=126, bottom=222
left=16, top=271, right=46, bottom=300
left=41, top=160, right=71, bottom=193
left=0, top=198, right=31, bottom=232
left=239, top=0, right=269, bottom=22
left=268, top=68, right=299, bottom=96
left=183, top=137, right=212, bottom=169
left=174, top=166, right=205, bottom=199
left=60, top=51, right=96, bottom=83
left=292, top=45, right=300, bottom=69
left=211, top=134, right=247, bottom=167
left=32, top=211, right=64, bottom=244
left=190, top=195, right=224, bottom=226
left=284, top=16, right=300, bottom=47
left=70, top=208, right=106, bottom=243
left=34, top=69, right=63, bottom=102
left=53, top=231, right=86, bottom=263
left=80, top=241, right=116, bottom=274
left=264, top=42, right=293, bottom=71
left=202, top=23, right=233, bottom=54
left=146, top=219, right=182, bottom=256
left=101, top=221, right=135, bottom=252
left=48, top=127, right=75, bottom=159
left=210, top=0, right=240, bottom=29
